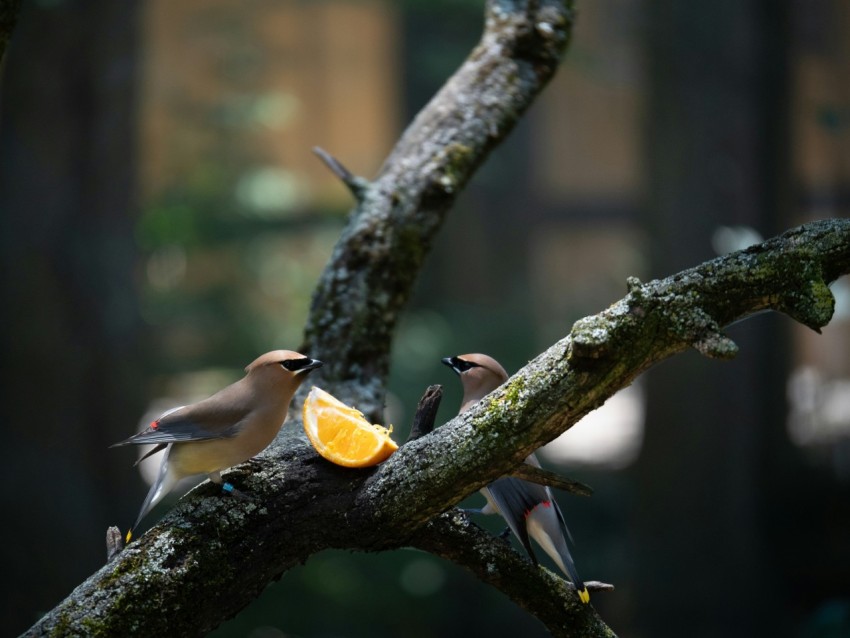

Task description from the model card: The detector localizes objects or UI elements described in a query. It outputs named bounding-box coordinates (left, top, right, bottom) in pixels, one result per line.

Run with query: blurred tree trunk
left=0, top=1, right=144, bottom=634
left=635, top=1, right=792, bottom=635
left=0, top=0, right=21, bottom=63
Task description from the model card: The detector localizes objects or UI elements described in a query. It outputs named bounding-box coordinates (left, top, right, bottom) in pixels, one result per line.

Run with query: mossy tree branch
left=364, top=220, right=850, bottom=539
left=27, top=219, right=850, bottom=637
left=300, top=0, right=576, bottom=417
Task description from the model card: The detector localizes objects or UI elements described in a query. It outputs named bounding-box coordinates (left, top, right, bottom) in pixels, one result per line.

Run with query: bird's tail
left=126, top=450, right=177, bottom=544
left=526, top=504, right=590, bottom=604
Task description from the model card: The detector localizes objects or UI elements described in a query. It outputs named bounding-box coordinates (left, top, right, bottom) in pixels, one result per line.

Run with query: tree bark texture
left=25, top=218, right=850, bottom=637
left=300, top=0, right=576, bottom=419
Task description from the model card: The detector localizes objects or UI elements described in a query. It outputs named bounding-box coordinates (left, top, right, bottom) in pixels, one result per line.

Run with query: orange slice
left=302, top=387, right=398, bottom=467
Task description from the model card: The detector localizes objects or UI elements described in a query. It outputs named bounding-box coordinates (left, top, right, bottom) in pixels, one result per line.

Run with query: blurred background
left=2, top=0, right=849, bottom=636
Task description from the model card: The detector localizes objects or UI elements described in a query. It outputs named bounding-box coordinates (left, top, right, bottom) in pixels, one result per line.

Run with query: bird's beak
left=283, top=357, right=323, bottom=374
left=441, top=357, right=460, bottom=375
left=297, top=358, right=324, bottom=374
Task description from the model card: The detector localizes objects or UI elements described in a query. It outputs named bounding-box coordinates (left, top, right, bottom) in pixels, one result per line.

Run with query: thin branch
left=105, top=526, right=123, bottom=563
left=405, top=385, right=443, bottom=443
left=312, top=146, right=369, bottom=201
left=508, top=465, right=594, bottom=497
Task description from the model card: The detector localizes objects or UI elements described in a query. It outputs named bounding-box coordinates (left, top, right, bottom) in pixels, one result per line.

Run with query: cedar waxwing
left=112, top=350, right=323, bottom=543
left=442, top=353, right=590, bottom=604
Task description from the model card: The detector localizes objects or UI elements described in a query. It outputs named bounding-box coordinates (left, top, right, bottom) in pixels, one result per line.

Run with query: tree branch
left=353, top=220, right=850, bottom=538
left=312, top=146, right=369, bottom=201
left=507, top=464, right=594, bottom=497
left=300, top=0, right=576, bottom=417
left=27, top=219, right=850, bottom=637
left=405, top=384, right=444, bottom=443
left=410, top=512, right=615, bottom=638
left=406, top=386, right=594, bottom=495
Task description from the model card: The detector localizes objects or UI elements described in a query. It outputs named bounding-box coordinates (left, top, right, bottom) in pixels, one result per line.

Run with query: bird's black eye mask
left=280, top=357, right=322, bottom=373
left=442, top=356, right=480, bottom=374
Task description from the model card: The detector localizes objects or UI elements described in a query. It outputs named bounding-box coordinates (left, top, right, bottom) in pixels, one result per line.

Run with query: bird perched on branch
left=442, top=353, right=589, bottom=604
left=112, top=350, right=323, bottom=543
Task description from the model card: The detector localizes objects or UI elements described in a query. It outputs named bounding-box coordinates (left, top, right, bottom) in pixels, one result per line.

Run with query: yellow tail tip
left=578, top=588, right=590, bottom=604
left=125, top=530, right=133, bottom=544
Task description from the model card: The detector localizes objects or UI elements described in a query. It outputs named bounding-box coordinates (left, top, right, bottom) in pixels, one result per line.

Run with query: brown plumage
left=446, top=353, right=510, bottom=413
left=113, top=350, right=322, bottom=542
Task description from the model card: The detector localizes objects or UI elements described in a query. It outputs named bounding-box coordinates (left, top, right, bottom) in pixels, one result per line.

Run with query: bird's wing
left=133, top=442, right=168, bottom=465
left=486, top=476, right=551, bottom=565
left=552, top=496, right=576, bottom=545
left=111, top=402, right=246, bottom=447
left=524, top=453, right=575, bottom=543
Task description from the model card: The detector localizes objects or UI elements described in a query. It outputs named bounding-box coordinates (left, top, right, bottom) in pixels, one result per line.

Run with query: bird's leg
left=208, top=471, right=251, bottom=501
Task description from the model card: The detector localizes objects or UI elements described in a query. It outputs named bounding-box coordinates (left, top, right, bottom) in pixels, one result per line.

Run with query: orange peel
left=302, top=387, right=398, bottom=468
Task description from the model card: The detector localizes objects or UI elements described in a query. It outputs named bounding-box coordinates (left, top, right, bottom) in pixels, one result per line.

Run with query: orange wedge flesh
left=302, top=387, right=398, bottom=468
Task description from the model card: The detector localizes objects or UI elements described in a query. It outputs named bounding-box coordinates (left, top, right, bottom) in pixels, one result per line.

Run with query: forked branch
left=25, top=219, right=850, bottom=638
